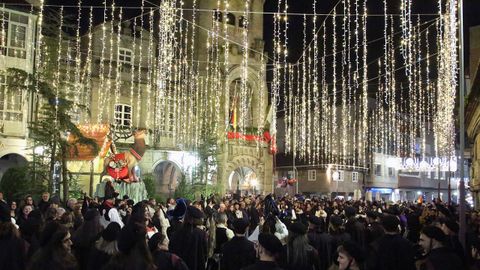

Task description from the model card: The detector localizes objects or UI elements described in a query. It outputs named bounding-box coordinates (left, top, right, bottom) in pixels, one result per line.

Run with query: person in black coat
left=221, top=218, right=257, bottom=270
left=0, top=201, right=26, bottom=270
left=72, top=209, right=103, bottom=270
left=344, top=207, right=366, bottom=248
left=149, top=232, right=189, bottom=270
left=440, top=218, right=466, bottom=266
left=307, top=216, right=333, bottom=270
left=169, top=206, right=208, bottom=270
left=281, top=222, right=320, bottom=270
left=38, top=192, right=51, bottom=214
left=372, top=214, right=416, bottom=270
left=242, top=233, right=284, bottom=270
left=417, top=225, right=463, bottom=270
left=86, top=222, right=121, bottom=270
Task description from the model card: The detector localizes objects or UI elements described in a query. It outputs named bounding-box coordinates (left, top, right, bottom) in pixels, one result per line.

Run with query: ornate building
left=466, top=25, right=480, bottom=208
left=67, top=0, right=273, bottom=198
left=0, top=3, right=37, bottom=180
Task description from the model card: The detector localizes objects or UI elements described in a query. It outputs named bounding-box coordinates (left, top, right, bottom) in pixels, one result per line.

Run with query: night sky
left=6, top=0, right=480, bottom=91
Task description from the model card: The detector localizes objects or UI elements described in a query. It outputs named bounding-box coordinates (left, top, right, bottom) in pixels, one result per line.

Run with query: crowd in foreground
left=1, top=187, right=480, bottom=270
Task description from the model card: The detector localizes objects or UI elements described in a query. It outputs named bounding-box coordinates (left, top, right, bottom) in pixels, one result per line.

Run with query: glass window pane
left=10, top=13, right=28, bottom=24
left=10, top=24, right=26, bottom=48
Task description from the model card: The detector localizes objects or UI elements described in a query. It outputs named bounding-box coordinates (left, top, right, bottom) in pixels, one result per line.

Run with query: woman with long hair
left=103, top=202, right=156, bottom=270
left=149, top=232, right=189, bottom=270
left=0, top=201, right=26, bottom=270
left=28, top=222, right=78, bottom=270
left=336, top=241, right=365, bottom=270
left=72, top=209, right=103, bottom=270
left=284, top=222, right=319, bottom=270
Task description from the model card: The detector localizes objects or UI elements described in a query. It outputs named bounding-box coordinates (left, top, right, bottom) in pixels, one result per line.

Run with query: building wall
left=0, top=7, right=37, bottom=182
left=467, top=26, right=480, bottom=208
left=68, top=0, right=273, bottom=197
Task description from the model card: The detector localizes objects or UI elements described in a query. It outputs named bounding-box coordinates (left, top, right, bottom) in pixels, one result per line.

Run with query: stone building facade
left=68, top=0, right=273, bottom=198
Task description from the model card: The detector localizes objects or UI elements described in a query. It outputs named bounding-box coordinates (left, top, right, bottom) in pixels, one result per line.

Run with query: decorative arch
left=225, top=155, right=265, bottom=192
left=226, top=65, right=266, bottom=128
left=0, top=152, right=29, bottom=183
left=152, top=159, right=184, bottom=196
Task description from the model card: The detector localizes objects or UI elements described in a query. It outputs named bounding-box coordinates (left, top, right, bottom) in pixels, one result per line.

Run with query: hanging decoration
left=16, top=0, right=459, bottom=172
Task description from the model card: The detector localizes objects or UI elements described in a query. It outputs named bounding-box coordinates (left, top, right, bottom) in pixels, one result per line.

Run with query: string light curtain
left=19, top=0, right=458, bottom=166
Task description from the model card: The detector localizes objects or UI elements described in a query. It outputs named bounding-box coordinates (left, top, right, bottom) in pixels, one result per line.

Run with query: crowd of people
left=1, top=186, right=480, bottom=270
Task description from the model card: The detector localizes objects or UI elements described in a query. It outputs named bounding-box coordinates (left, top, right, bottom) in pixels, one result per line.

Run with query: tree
left=0, top=167, right=46, bottom=202
left=7, top=68, right=98, bottom=201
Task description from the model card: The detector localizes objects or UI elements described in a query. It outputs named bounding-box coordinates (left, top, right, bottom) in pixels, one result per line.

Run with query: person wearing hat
left=220, top=218, right=256, bottom=270
left=307, top=215, right=333, bottom=270
left=337, top=240, right=366, bottom=270
left=344, top=206, right=366, bottom=248
left=167, top=198, right=187, bottom=239
left=87, top=222, right=121, bottom=270
left=417, top=225, right=463, bottom=270
left=282, top=221, right=319, bottom=270
left=365, top=210, right=384, bottom=245
left=242, top=233, right=284, bottom=270
left=328, top=215, right=350, bottom=265
left=440, top=218, right=465, bottom=267
left=100, top=193, right=124, bottom=229
left=169, top=205, right=208, bottom=270
left=370, top=214, right=415, bottom=270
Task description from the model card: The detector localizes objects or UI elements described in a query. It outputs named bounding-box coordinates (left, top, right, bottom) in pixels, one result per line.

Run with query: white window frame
left=118, top=48, right=133, bottom=72
left=114, top=104, right=132, bottom=128
left=0, top=75, right=23, bottom=121
left=352, top=172, right=359, bottom=183
left=308, top=170, right=316, bottom=181
left=0, top=10, right=28, bottom=59
left=333, top=170, right=345, bottom=182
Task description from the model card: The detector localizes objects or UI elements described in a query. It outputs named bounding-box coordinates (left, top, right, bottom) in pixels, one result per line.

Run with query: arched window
left=226, top=13, right=235, bottom=26
left=229, top=79, right=253, bottom=129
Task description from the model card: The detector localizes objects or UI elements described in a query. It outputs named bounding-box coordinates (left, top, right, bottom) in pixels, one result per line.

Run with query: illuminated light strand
left=96, top=0, right=108, bottom=123
left=300, top=14, right=307, bottom=160
left=312, top=0, right=320, bottom=164
left=105, top=2, right=116, bottom=125
left=223, top=0, right=230, bottom=145
left=73, top=0, right=83, bottom=111
left=146, top=9, right=154, bottom=130
left=34, top=0, right=45, bottom=95
left=331, top=6, right=337, bottom=164
left=240, top=0, right=250, bottom=138
left=83, top=7, right=94, bottom=121
left=341, top=0, right=348, bottom=164
left=113, top=7, right=123, bottom=130
left=135, top=0, right=145, bottom=127
left=130, top=16, right=137, bottom=127
left=321, top=11, right=328, bottom=163
left=359, top=0, right=368, bottom=166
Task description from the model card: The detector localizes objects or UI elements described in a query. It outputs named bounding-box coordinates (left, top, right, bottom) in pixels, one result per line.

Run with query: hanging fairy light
left=96, top=0, right=108, bottom=124
left=113, top=6, right=123, bottom=129
left=73, top=0, right=83, bottom=109
left=83, top=7, right=94, bottom=112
